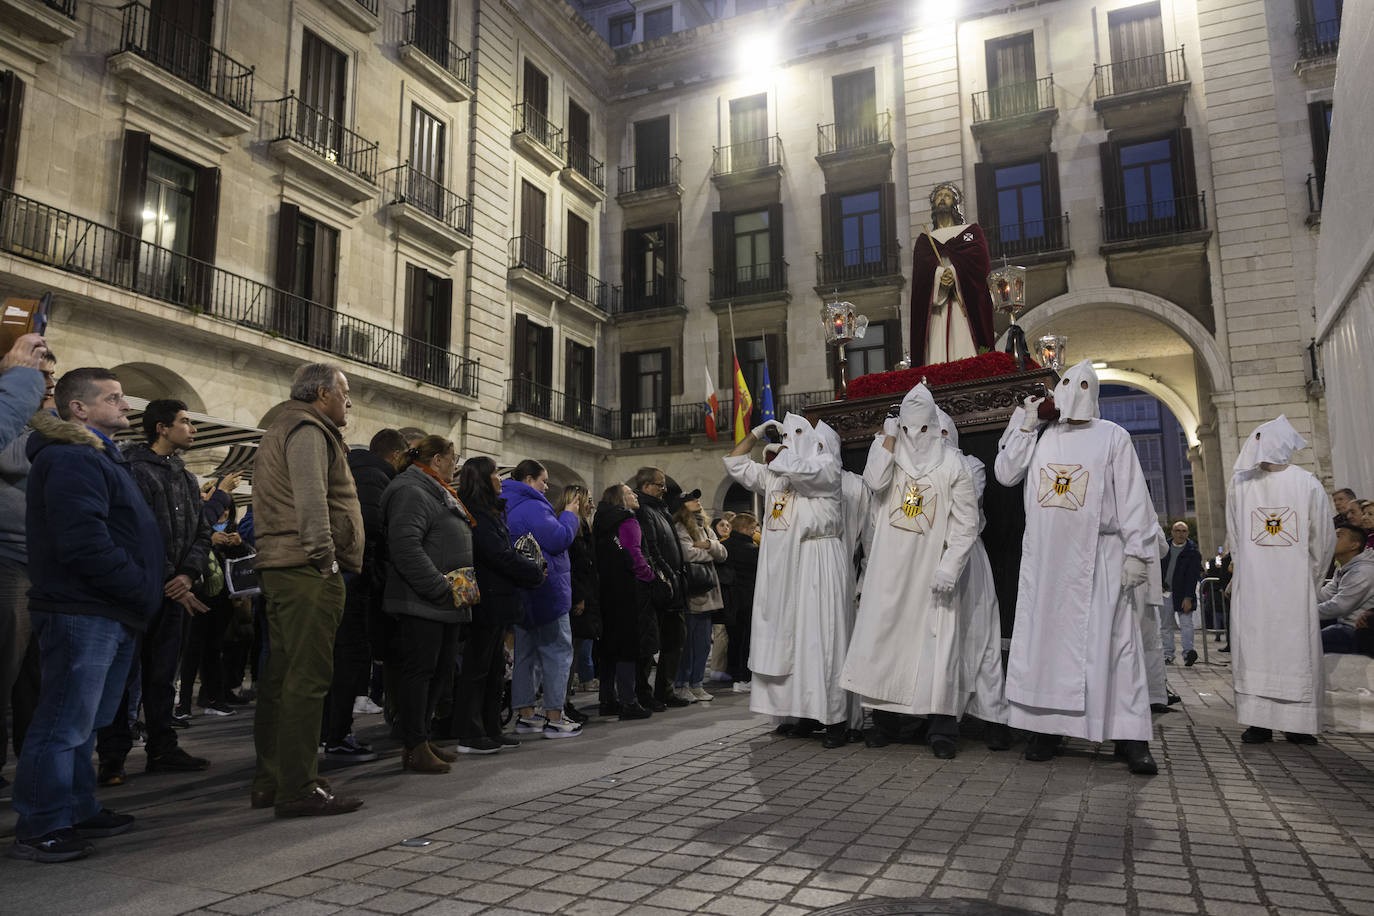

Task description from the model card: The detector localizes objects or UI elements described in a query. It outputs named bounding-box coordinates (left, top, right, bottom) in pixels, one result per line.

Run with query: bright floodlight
left=736, top=31, right=778, bottom=76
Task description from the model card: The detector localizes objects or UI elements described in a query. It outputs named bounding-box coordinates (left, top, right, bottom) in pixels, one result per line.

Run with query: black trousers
left=597, top=640, right=617, bottom=706
left=453, top=618, right=506, bottom=742
left=322, top=577, right=372, bottom=746
left=97, top=599, right=185, bottom=762
left=394, top=615, right=458, bottom=750
left=652, top=609, right=686, bottom=701
left=179, top=591, right=232, bottom=706
left=726, top=612, right=752, bottom=682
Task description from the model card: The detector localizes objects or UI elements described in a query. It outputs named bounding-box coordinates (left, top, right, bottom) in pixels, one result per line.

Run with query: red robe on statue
left=909, top=223, right=997, bottom=366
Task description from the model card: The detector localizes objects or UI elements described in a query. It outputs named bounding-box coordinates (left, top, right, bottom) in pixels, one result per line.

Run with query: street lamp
left=989, top=259, right=1029, bottom=370
left=823, top=294, right=867, bottom=398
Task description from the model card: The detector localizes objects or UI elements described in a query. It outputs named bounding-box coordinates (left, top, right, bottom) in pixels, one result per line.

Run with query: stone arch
left=109, top=362, right=207, bottom=413
left=1098, top=369, right=1201, bottom=447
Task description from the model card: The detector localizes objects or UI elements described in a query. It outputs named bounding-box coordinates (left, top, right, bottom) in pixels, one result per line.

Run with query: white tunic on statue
left=954, top=452, right=1012, bottom=725
left=924, top=223, right=979, bottom=365
left=994, top=413, right=1158, bottom=742
left=1227, top=464, right=1334, bottom=734
left=723, top=449, right=852, bottom=726
left=842, top=438, right=979, bottom=716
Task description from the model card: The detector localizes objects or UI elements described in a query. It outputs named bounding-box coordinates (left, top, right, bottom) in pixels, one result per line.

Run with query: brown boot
left=428, top=742, right=458, bottom=763
left=406, top=741, right=451, bottom=774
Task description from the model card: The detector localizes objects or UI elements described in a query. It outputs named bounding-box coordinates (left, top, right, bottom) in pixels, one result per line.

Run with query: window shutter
left=403, top=264, right=421, bottom=338
left=620, top=351, right=638, bottom=411
left=275, top=202, right=300, bottom=292
left=0, top=71, right=24, bottom=192
left=819, top=192, right=836, bottom=255
left=584, top=344, right=596, bottom=404
left=563, top=338, right=576, bottom=395
left=1043, top=152, right=1062, bottom=248
left=1308, top=101, right=1330, bottom=193
left=622, top=228, right=636, bottom=292
left=711, top=211, right=731, bottom=292
left=764, top=332, right=787, bottom=389
left=1173, top=128, right=1199, bottom=230
left=537, top=322, right=554, bottom=386
left=767, top=201, right=784, bottom=268
left=880, top=182, right=897, bottom=251
left=1099, top=140, right=1123, bottom=213
left=190, top=164, right=220, bottom=265
left=313, top=224, right=337, bottom=310
left=436, top=277, right=453, bottom=349
left=664, top=219, right=678, bottom=302
left=659, top=346, right=676, bottom=405
left=973, top=161, right=997, bottom=231
left=512, top=313, right=529, bottom=381
left=117, top=130, right=151, bottom=267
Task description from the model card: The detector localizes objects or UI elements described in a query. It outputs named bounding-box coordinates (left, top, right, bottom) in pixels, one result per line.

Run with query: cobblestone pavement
left=3, top=661, right=1373, bottom=915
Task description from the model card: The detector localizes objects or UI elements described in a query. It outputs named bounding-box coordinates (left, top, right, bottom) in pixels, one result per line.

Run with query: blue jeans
left=575, top=638, right=595, bottom=682
left=1160, top=600, right=1195, bottom=657
left=12, top=611, right=137, bottom=839
left=1322, top=623, right=1357, bottom=654
left=676, top=613, right=713, bottom=688
left=512, top=614, right=572, bottom=712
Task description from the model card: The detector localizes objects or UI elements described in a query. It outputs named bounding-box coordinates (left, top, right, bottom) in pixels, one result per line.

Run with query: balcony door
left=620, top=348, right=671, bottom=438
left=522, top=60, right=550, bottom=145
left=274, top=203, right=337, bottom=348
left=985, top=33, right=1035, bottom=119
left=1107, top=3, right=1165, bottom=92
left=409, top=105, right=445, bottom=219
left=565, top=211, right=590, bottom=299
left=564, top=339, right=595, bottom=430
left=148, top=0, right=213, bottom=90
left=512, top=314, right=553, bottom=417
left=634, top=116, right=670, bottom=189
left=518, top=180, right=546, bottom=274
left=711, top=203, right=782, bottom=298
left=832, top=69, right=876, bottom=149
left=414, top=0, right=450, bottom=67
left=298, top=30, right=347, bottom=155
left=404, top=263, right=452, bottom=385
left=567, top=99, right=591, bottom=175
left=1099, top=130, right=1199, bottom=240
left=728, top=93, right=768, bottom=170
left=820, top=184, right=896, bottom=283
left=623, top=222, right=676, bottom=310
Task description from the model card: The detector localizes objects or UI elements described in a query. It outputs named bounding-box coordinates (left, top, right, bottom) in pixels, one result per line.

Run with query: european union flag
left=760, top=359, right=775, bottom=422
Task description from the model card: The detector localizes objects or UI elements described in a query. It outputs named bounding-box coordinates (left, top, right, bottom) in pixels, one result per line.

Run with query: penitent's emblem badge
left=889, top=478, right=935, bottom=533
left=1250, top=506, right=1298, bottom=547
left=765, top=489, right=793, bottom=531
left=1036, top=463, right=1089, bottom=510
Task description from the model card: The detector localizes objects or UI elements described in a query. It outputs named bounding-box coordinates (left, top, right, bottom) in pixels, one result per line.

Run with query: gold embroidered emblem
left=901, top=485, right=924, bottom=519
left=889, top=479, right=935, bottom=533
left=765, top=489, right=793, bottom=531
left=1036, top=463, right=1089, bottom=510
left=1250, top=506, right=1298, bottom=547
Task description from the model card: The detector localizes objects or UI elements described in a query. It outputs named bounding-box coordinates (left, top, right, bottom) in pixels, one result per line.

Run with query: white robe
left=1226, top=465, right=1335, bottom=733
left=724, top=451, right=852, bottom=725
left=924, top=223, right=979, bottom=365
left=1136, top=529, right=1168, bottom=706
left=955, top=453, right=1011, bottom=725
left=842, top=438, right=978, bottom=716
left=994, top=414, right=1158, bottom=742
left=840, top=470, right=872, bottom=730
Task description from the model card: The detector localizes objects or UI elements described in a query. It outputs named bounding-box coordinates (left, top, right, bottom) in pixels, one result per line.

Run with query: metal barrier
left=1198, top=576, right=1226, bottom=665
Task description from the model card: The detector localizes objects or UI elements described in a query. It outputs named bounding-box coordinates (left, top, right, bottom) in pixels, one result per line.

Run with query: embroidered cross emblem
left=889, top=479, right=936, bottom=533
left=1250, top=506, right=1298, bottom=547
left=1036, top=463, right=1089, bottom=510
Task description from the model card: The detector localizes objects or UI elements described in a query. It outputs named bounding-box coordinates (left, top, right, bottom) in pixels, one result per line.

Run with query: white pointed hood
left=936, top=407, right=958, bottom=451
left=767, top=412, right=815, bottom=474
left=1054, top=359, right=1100, bottom=422
left=894, top=383, right=945, bottom=478
left=1233, top=415, right=1307, bottom=474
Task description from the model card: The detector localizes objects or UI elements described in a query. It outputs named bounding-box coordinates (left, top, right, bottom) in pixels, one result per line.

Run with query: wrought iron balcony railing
left=1095, top=47, right=1187, bottom=99
left=816, top=242, right=901, bottom=286
left=0, top=188, right=477, bottom=394
left=985, top=214, right=1070, bottom=260
left=115, top=2, right=255, bottom=114
left=610, top=389, right=831, bottom=441
left=45, top=0, right=79, bottom=19
left=507, top=378, right=613, bottom=438
left=611, top=274, right=686, bottom=314
left=710, top=259, right=788, bottom=300
left=618, top=157, right=681, bottom=195
left=350, top=0, right=379, bottom=14
left=383, top=164, right=471, bottom=235
left=712, top=135, right=782, bottom=176
left=508, top=235, right=562, bottom=282
left=556, top=261, right=611, bottom=311
left=1297, top=18, right=1340, bottom=59
left=817, top=111, right=892, bottom=156
left=1100, top=192, right=1206, bottom=243
left=400, top=8, right=471, bottom=86
left=512, top=102, right=562, bottom=156
left=564, top=139, right=605, bottom=190
left=268, top=95, right=378, bottom=183
left=972, top=76, right=1055, bottom=123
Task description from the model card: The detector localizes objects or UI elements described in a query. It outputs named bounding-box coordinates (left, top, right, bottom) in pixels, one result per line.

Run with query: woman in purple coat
left=502, top=460, right=583, bottom=738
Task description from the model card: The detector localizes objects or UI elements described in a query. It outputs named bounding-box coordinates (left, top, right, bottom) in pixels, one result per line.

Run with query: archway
left=110, top=362, right=206, bottom=413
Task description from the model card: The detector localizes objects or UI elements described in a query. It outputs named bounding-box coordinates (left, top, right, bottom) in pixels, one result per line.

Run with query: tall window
left=147, top=0, right=214, bottom=88
left=565, top=211, right=590, bottom=299
left=141, top=150, right=197, bottom=255
left=291, top=215, right=338, bottom=307
left=712, top=203, right=782, bottom=298
left=845, top=322, right=887, bottom=379
left=518, top=180, right=546, bottom=271
left=298, top=30, right=347, bottom=152
left=609, top=14, right=634, bottom=46
left=1121, top=138, right=1175, bottom=223
left=621, top=348, right=671, bottom=437
left=522, top=59, right=551, bottom=146
left=565, top=340, right=594, bottom=405
left=274, top=203, right=337, bottom=346
left=820, top=184, right=897, bottom=283
left=1298, top=0, right=1342, bottom=56
left=995, top=161, right=1045, bottom=247
left=409, top=105, right=445, bottom=218
left=634, top=116, right=670, bottom=189
left=831, top=69, right=877, bottom=149
left=1100, top=130, right=1198, bottom=240
left=643, top=7, right=673, bottom=41
left=566, top=100, right=591, bottom=176
left=985, top=33, right=1036, bottom=118
left=413, top=0, right=451, bottom=67
left=403, top=263, right=452, bottom=383
left=734, top=210, right=771, bottom=286
left=737, top=337, right=767, bottom=411
left=622, top=223, right=676, bottom=310
left=1107, top=3, right=1165, bottom=91
left=839, top=190, right=881, bottom=264
left=728, top=93, right=768, bottom=170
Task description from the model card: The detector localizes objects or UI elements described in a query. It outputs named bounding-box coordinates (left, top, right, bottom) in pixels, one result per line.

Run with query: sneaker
left=543, top=718, right=582, bottom=739
left=1184, top=649, right=1198, bottom=667
left=584, top=678, right=600, bottom=691
left=494, top=735, right=521, bottom=749
left=10, top=828, right=93, bottom=863
left=1163, top=657, right=1174, bottom=665
left=200, top=702, right=236, bottom=717
left=130, top=721, right=147, bottom=746
left=324, top=735, right=378, bottom=763
left=514, top=714, right=547, bottom=734
left=145, top=746, right=211, bottom=772
left=74, top=808, right=135, bottom=838
left=709, top=671, right=733, bottom=683
left=171, top=708, right=192, bottom=729
left=353, top=695, right=383, bottom=715
left=690, top=686, right=714, bottom=702
left=563, top=702, right=590, bottom=725
left=456, top=737, right=501, bottom=755
left=97, top=760, right=126, bottom=787
left=673, top=686, right=698, bottom=704
left=732, top=681, right=752, bottom=693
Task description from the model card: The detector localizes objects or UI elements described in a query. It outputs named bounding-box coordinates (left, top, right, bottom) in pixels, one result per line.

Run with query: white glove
left=763, top=443, right=784, bottom=461
left=931, top=568, right=958, bottom=598
left=882, top=416, right=900, bottom=439
left=1019, top=395, right=1047, bottom=433
left=751, top=419, right=782, bottom=440
left=1121, top=556, right=1148, bottom=589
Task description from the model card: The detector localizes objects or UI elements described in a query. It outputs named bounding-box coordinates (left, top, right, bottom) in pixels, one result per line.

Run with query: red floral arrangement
left=846, top=351, right=1033, bottom=400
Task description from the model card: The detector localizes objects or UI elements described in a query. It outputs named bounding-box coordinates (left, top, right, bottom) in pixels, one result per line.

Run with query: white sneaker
left=690, top=686, right=714, bottom=702
left=732, top=681, right=752, bottom=693
left=543, top=718, right=582, bottom=739
left=674, top=686, right=698, bottom=704
left=353, top=696, right=382, bottom=715
left=515, top=714, right=547, bottom=734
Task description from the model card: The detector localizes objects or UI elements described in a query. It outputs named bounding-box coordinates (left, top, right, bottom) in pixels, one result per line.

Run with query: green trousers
left=253, top=566, right=345, bottom=805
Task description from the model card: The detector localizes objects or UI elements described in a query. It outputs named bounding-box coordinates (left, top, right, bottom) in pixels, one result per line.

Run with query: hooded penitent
left=936, top=407, right=958, bottom=451
left=893, top=383, right=946, bottom=479
left=813, top=420, right=842, bottom=465
left=1053, top=359, right=1101, bottom=423
left=1233, top=415, right=1307, bottom=475
left=767, top=412, right=815, bottom=474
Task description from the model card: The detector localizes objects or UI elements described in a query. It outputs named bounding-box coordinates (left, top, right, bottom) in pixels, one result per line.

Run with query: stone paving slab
left=3, top=662, right=1373, bottom=915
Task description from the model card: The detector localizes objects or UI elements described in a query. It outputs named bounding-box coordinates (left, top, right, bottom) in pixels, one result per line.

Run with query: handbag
left=446, top=566, right=480, bottom=607
left=649, top=557, right=676, bottom=610
left=224, top=550, right=261, bottom=597
left=684, top=561, right=715, bottom=596
left=515, top=533, right=547, bottom=576
left=200, top=551, right=225, bottom=598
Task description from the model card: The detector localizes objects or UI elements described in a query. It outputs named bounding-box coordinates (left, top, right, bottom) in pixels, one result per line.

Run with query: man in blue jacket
left=10, top=368, right=163, bottom=863
left=1160, top=521, right=1204, bottom=666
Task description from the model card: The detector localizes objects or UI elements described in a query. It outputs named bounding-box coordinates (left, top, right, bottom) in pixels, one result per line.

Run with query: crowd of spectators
left=0, top=340, right=761, bottom=862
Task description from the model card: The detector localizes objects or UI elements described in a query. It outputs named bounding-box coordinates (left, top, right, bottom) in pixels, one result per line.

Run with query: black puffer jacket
left=569, top=520, right=601, bottom=639
left=722, top=531, right=759, bottom=628
left=348, top=446, right=396, bottom=588
left=469, top=503, right=544, bottom=625
left=594, top=504, right=657, bottom=661
left=634, top=489, right=685, bottom=611
left=122, top=443, right=212, bottom=584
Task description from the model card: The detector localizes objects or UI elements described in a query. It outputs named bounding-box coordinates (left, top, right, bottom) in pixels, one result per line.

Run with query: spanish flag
left=733, top=354, right=753, bottom=443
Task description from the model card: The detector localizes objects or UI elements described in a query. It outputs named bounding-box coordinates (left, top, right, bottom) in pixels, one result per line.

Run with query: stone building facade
left=0, top=0, right=1337, bottom=549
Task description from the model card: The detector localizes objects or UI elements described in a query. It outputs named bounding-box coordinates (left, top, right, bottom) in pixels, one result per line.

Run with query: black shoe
left=775, top=723, right=796, bottom=737
left=1023, top=733, right=1062, bottom=762
left=1163, top=657, right=1174, bottom=665
left=1284, top=732, right=1319, bottom=745
left=862, top=728, right=889, bottom=748
left=1184, top=650, right=1198, bottom=667
left=984, top=723, right=1013, bottom=751
left=169, top=710, right=191, bottom=729
left=274, top=786, right=363, bottom=818
left=10, top=829, right=93, bottom=863
left=494, top=734, right=521, bottom=749
left=618, top=703, right=652, bottom=721
left=1120, top=740, right=1158, bottom=775
left=598, top=701, right=622, bottom=717
left=821, top=724, right=846, bottom=749
left=224, top=691, right=251, bottom=706
left=1150, top=703, right=1176, bottom=714
left=1166, top=689, right=1182, bottom=706
left=791, top=718, right=822, bottom=739
left=643, top=698, right=667, bottom=713
left=74, top=808, right=135, bottom=838
left=662, top=695, right=691, bottom=708
left=563, top=703, right=589, bottom=725
left=931, top=737, right=957, bottom=759
left=97, top=760, right=126, bottom=787
left=845, top=728, right=865, bottom=744
left=456, top=737, right=501, bottom=755
left=1241, top=726, right=1273, bottom=744
left=1218, top=645, right=1231, bottom=653
left=146, top=746, right=211, bottom=772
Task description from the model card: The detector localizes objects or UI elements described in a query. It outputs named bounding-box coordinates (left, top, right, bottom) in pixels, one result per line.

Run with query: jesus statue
left=909, top=182, right=997, bottom=366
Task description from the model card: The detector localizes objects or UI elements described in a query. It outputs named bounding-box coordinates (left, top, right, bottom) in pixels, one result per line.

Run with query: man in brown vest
left=251, top=363, right=365, bottom=817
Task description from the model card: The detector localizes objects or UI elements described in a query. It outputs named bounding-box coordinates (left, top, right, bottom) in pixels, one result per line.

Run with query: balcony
left=710, top=259, right=789, bottom=304
left=611, top=274, right=686, bottom=317
left=321, top=0, right=379, bottom=32
left=610, top=390, right=830, bottom=442
left=560, top=139, right=605, bottom=203
left=0, top=0, right=79, bottom=59
left=556, top=261, right=612, bottom=319
left=712, top=136, right=783, bottom=195
left=506, top=378, right=613, bottom=442
left=1305, top=173, right=1322, bottom=227
left=1093, top=48, right=1189, bottom=132
left=815, top=242, right=902, bottom=291
left=1296, top=19, right=1339, bottom=71
left=970, top=77, right=1057, bottom=156
left=512, top=103, right=564, bottom=173
left=985, top=215, right=1071, bottom=264
left=382, top=164, right=471, bottom=255
left=398, top=8, right=472, bottom=103
left=616, top=157, right=682, bottom=213
left=0, top=188, right=478, bottom=396
left=507, top=236, right=568, bottom=301
left=1100, top=192, right=1208, bottom=249
left=267, top=96, right=379, bottom=204
left=107, top=2, right=255, bottom=138
left=815, top=112, right=894, bottom=186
